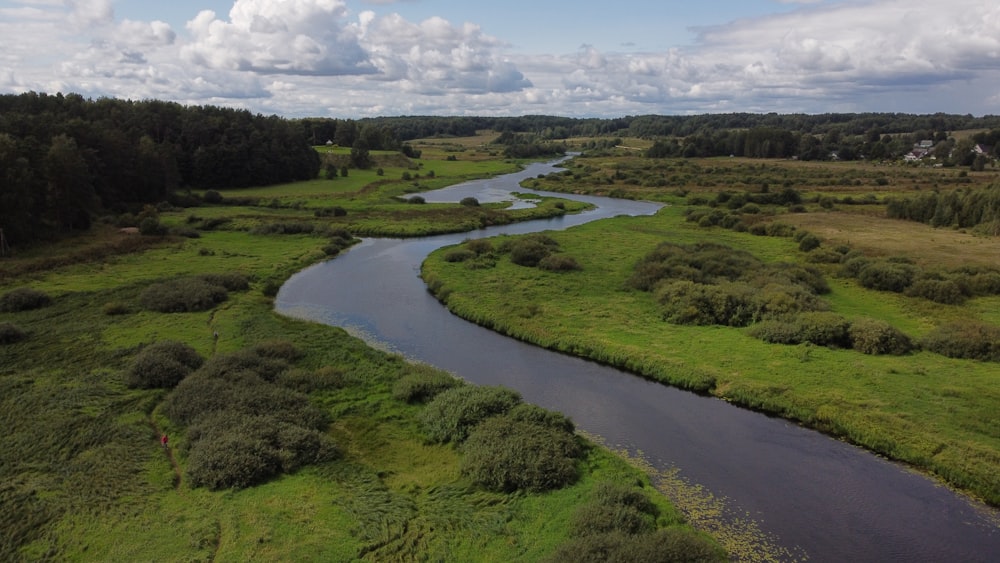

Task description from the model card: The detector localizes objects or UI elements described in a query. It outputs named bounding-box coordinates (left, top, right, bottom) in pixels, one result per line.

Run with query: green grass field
left=0, top=147, right=728, bottom=561
left=422, top=164, right=1000, bottom=507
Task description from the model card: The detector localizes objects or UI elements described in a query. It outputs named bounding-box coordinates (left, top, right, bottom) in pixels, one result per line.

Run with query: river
left=275, top=157, right=999, bottom=561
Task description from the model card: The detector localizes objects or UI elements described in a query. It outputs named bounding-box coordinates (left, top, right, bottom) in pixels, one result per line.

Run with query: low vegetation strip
left=422, top=211, right=1000, bottom=506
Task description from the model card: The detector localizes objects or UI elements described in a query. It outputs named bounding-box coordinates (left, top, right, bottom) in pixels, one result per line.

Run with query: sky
left=1, top=0, right=998, bottom=118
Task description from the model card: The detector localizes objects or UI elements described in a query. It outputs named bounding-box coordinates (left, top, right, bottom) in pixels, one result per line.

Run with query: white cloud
left=182, top=0, right=374, bottom=75
left=0, top=0, right=999, bottom=117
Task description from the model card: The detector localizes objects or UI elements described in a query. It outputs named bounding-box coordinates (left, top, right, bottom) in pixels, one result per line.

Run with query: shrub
left=539, top=254, right=582, bottom=272
left=849, top=318, right=913, bottom=355
left=904, top=278, right=968, bottom=304
left=444, top=249, right=476, bottom=263
left=277, top=366, right=351, bottom=393
left=505, top=403, right=575, bottom=433
left=203, top=190, right=223, bottom=204
left=798, top=233, right=821, bottom=252
left=420, top=385, right=522, bottom=444
left=570, top=482, right=659, bottom=537
left=197, top=272, right=250, bottom=291
left=250, top=340, right=302, bottom=362
left=806, top=248, right=844, bottom=264
left=186, top=431, right=282, bottom=490
left=392, top=368, right=461, bottom=403
left=408, top=196, right=426, bottom=204
left=139, top=278, right=227, bottom=313
left=509, top=239, right=552, bottom=267
left=0, top=322, right=27, bottom=345
left=0, top=287, right=51, bottom=313
left=920, top=322, right=1000, bottom=362
left=185, top=413, right=338, bottom=490
left=857, top=261, right=917, bottom=292
left=464, top=239, right=494, bottom=255
left=125, top=340, right=204, bottom=389
left=547, top=529, right=724, bottom=563
left=460, top=415, right=581, bottom=492
left=139, top=217, right=166, bottom=236
left=197, top=349, right=291, bottom=382
left=750, top=312, right=851, bottom=348
left=102, top=301, right=131, bottom=315
left=460, top=197, right=480, bottom=207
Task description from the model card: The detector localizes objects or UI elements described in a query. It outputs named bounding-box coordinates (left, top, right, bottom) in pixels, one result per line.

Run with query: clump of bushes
left=748, top=312, right=851, bottom=348
left=848, top=318, right=913, bottom=355
left=392, top=366, right=461, bottom=403
left=444, top=249, right=476, bottom=263
left=539, top=254, right=582, bottom=272
left=0, top=322, right=27, bottom=345
left=277, top=366, right=351, bottom=393
left=460, top=197, right=480, bottom=207
left=125, top=340, right=204, bottom=389
left=162, top=346, right=336, bottom=490
left=0, top=287, right=51, bottom=313
left=185, top=412, right=337, bottom=490
left=545, top=481, right=725, bottom=563
left=509, top=238, right=554, bottom=267
left=633, top=242, right=831, bottom=328
left=250, top=222, right=316, bottom=235
left=420, top=385, right=521, bottom=444
left=919, top=322, right=1000, bottom=362
left=460, top=408, right=582, bottom=492
left=139, top=273, right=249, bottom=313
left=856, top=260, right=917, bottom=293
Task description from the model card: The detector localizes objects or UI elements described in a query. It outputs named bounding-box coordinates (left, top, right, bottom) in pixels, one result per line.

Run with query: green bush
left=277, top=366, right=351, bottom=393
left=460, top=197, right=480, bottom=207
left=197, top=349, right=291, bottom=382
left=464, top=239, right=494, bottom=255
left=250, top=339, right=302, bottom=362
left=185, top=412, right=338, bottom=490
left=797, top=233, right=821, bottom=252
left=805, top=248, right=844, bottom=264
left=139, top=278, right=228, bottom=313
left=509, top=239, right=552, bottom=267
left=904, top=278, right=968, bottom=304
left=125, top=340, right=204, bottom=389
left=203, top=190, right=223, bottom=204
left=460, top=415, right=581, bottom=492
left=920, top=322, right=1000, bottom=362
left=408, top=196, right=426, bottom=204
left=848, top=318, right=913, bottom=355
left=570, top=482, right=659, bottom=537
left=539, top=254, right=582, bottom=272
left=857, top=261, right=917, bottom=292
left=0, top=322, right=27, bottom=344
left=420, top=385, right=522, bottom=444
left=749, top=312, right=851, bottom=348
left=444, top=249, right=476, bottom=263
left=546, top=529, right=725, bottom=563
left=505, top=403, right=575, bottom=433
left=392, top=368, right=461, bottom=403
left=197, top=272, right=251, bottom=291
left=0, top=287, right=51, bottom=313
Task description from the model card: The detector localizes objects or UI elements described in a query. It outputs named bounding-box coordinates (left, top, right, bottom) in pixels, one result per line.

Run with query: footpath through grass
left=0, top=150, right=727, bottom=560
left=422, top=206, right=1000, bottom=507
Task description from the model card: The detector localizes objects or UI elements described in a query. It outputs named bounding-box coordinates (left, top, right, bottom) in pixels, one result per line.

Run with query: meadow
left=0, top=143, right=725, bottom=561
left=423, top=151, right=1000, bottom=507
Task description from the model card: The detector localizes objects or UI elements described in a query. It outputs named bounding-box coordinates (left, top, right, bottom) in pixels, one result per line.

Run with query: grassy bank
left=0, top=149, right=726, bottom=560
left=422, top=201, right=1000, bottom=507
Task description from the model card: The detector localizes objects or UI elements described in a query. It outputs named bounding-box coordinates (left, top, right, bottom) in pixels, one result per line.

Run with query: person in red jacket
left=161, top=434, right=169, bottom=449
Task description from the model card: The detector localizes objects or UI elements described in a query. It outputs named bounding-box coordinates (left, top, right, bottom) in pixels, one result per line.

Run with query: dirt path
left=147, top=418, right=182, bottom=491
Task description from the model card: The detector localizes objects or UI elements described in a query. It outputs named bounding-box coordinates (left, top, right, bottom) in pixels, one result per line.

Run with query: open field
left=422, top=153, right=1000, bottom=506
left=0, top=148, right=727, bottom=560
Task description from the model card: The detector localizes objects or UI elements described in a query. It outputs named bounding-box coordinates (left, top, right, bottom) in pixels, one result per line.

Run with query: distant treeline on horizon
left=3, top=91, right=1000, bottom=247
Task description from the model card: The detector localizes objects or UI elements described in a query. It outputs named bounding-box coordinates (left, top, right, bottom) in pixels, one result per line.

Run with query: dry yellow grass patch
left=779, top=210, right=1000, bottom=269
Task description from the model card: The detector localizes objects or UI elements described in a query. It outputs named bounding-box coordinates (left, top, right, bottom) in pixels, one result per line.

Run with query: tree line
left=0, top=92, right=319, bottom=247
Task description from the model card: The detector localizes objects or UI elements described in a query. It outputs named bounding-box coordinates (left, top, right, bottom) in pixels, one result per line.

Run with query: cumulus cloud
left=359, top=12, right=531, bottom=94
left=181, top=0, right=374, bottom=75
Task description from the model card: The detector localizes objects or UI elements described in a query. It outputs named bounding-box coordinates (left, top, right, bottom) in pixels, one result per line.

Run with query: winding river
left=276, top=158, right=999, bottom=561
